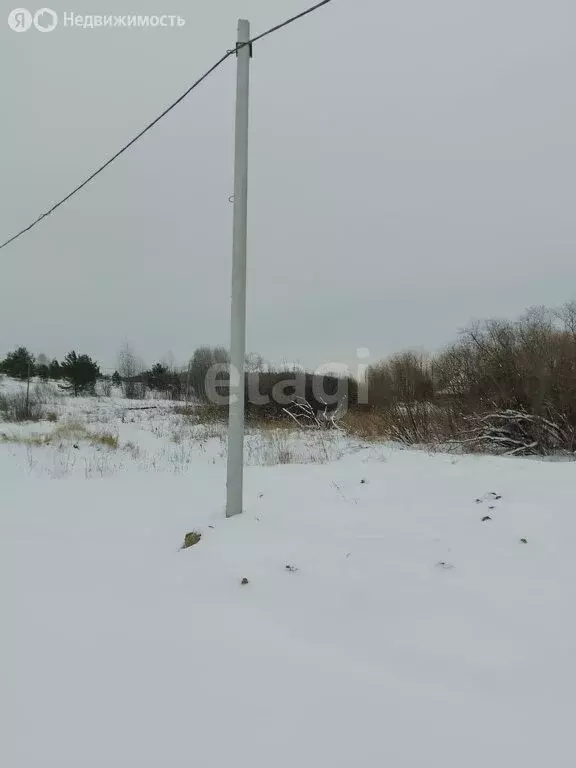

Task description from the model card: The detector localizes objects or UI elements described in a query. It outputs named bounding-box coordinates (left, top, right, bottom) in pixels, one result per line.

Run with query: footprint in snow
left=475, top=492, right=503, bottom=504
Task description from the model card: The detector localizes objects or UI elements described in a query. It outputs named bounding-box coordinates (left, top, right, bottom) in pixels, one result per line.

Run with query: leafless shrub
left=118, top=343, right=147, bottom=400
left=367, top=352, right=433, bottom=408
left=433, top=304, right=576, bottom=428
left=244, top=370, right=357, bottom=423
left=99, top=378, right=113, bottom=397
left=283, top=396, right=345, bottom=430
left=0, top=391, right=47, bottom=422
left=343, top=403, right=463, bottom=445
left=189, top=346, right=230, bottom=402
left=458, top=408, right=576, bottom=456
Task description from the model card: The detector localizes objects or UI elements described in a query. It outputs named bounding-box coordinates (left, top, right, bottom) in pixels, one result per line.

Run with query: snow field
left=1, top=377, right=575, bottom=766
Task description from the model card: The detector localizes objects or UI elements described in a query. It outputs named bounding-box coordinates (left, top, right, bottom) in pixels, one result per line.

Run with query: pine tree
left=60, top=351, right=100, bottom=397
left=111, top=370, right=122, bottom=387
left=145, top=363, right=169, bottom=391
left=0, top=347, right=35, bottom=379
left=48, top=359, right=62, bottom=380
left=36, top=364, right=50, bottom=380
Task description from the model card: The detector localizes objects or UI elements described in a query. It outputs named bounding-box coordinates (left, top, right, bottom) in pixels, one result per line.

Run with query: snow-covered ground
left=2, top=377, right=576, bottom=766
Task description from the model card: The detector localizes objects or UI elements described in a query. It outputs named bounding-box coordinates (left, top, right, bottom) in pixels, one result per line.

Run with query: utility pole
left=185, top=361, right=191, bottom=407
left=25, top=362, right=31, bottom=418
left=226, top=19, right=251, bottom=518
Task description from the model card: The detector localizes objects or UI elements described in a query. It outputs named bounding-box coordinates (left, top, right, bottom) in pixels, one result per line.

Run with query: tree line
left=362, top=302, right=576, bottom=454
left=5, top=301, right=576, bottom=454
left=0, top=348, right=101, bottom=396
left=0, top=344, right=242, bottom=400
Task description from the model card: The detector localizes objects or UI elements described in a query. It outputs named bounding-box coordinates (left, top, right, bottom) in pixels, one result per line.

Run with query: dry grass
left=175, top=404, right=227, bottom=423
left=342, top=409, right=392, bottom=441
left=123, top=441, right=142, bottom=459
left=0, top=432, right=47, bottom=446
left=95, top=432, right=119, bottom=449
left=0, top=391, right=47, bottom=423
left=246, top=414, right=299, bottom=432
left=172, top=405, right=195, bottom=418
left=343, top=405, right=463, bottom=446
left=245, top=432, right=295, bottom=466
left=181, top=531, right=202, bottom=550
left=170, top=430, right=184, bottom=444
left=244, top=429, right=343, bottom=466
left=0, top=421, right=119, bottom=449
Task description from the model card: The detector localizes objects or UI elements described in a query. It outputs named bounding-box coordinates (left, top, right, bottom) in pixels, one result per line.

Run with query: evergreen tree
left=48, top=359, right=63, bottom=380
left=60, top=351, right=100, bottom=396
left=36, top=363, right=50, bottom=379
left=111, top=370, right=122, bottom=387
left=0, top=347, right=35, bottom=379
left=145, top=363, right=169, bottom=390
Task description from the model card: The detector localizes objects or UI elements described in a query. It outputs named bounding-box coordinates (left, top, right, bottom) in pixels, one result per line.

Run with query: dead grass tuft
left=181, top=530, right=202, bottom=550
left=94, top=432, right=119, bottom=449
left=175, top=404, right=227, bottom=423
left=0, top=421, right=119, bottom=449
left=343, top=405, right=463, bottom=446
left=0, top=432, right=48, bottom=446
left=342, top=409, right=392, bottom=442
left=123, top=441, right=141, bottom=459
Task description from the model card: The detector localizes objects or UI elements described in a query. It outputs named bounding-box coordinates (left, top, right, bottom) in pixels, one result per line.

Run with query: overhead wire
left=0, top=0, right=336, bottom=251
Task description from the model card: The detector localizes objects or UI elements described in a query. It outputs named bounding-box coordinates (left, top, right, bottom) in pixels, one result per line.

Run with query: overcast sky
left=1, top=0, right=574, bottom=373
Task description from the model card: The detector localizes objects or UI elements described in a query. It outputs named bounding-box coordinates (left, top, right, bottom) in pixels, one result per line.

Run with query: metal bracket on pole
left=236, top=41, right=253, bottom=57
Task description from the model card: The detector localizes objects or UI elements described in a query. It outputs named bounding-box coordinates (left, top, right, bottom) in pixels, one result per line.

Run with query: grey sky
left=1, top=0, right=574, bottom=373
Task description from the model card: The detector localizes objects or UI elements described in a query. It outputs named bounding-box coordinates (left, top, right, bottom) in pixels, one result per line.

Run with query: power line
left=0, top=52, right=232, bottom=252
left=0, top=0, right=336, bottom=252
left=249, top=0, right=335, bottom=45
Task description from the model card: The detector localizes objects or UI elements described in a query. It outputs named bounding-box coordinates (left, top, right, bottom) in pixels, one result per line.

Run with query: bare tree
left=245, top=352, right=267, bottom=373
left=118, top=343, right=146, bottom=400
left=189, top=346, right=229, bottom=402
left=555, top=300, right=576, bottom=337
left=367, top=351, right=433, bottom=408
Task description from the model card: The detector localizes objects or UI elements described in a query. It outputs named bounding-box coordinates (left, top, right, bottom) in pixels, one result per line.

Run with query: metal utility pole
left=226, top=19, right=251, bottom=518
